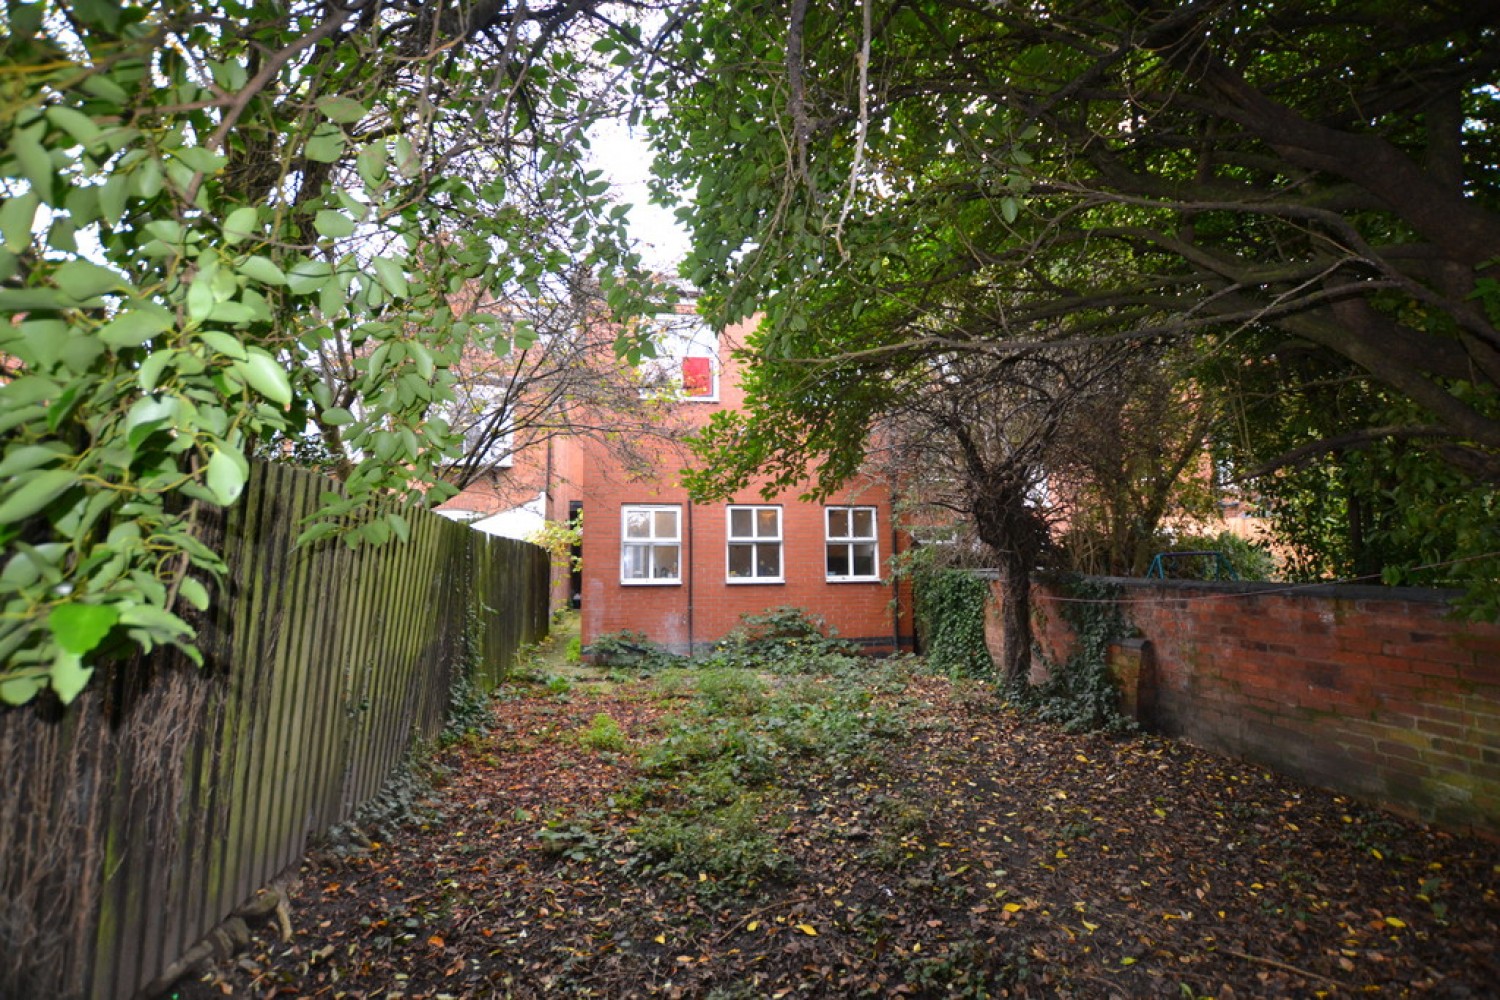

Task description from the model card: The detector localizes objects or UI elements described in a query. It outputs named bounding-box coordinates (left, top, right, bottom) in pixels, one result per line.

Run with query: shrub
left=704, top=606, right=862, bottom=674
left=583, top=629, right=687, bottom=673
left=577, top=713, right=627, bottom=752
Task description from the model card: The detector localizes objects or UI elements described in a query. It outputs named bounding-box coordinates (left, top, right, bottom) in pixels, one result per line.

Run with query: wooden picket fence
left=0, top=461, right=550, bottom=1000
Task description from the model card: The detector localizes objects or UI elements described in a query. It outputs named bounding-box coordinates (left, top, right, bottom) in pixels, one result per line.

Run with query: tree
left=1050, top=347, right=1220, bottom=577
left=0, top=0, right=673, bottom=705
left=649, top=0, right=1500, bottom=621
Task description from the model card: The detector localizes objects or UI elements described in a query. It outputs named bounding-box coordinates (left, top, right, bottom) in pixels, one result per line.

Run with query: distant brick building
left=439, top=309, right=915, bottom=655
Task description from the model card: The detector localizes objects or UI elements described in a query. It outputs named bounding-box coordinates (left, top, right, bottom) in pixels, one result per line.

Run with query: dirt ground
left=174, top=635, right=1498, bottom=999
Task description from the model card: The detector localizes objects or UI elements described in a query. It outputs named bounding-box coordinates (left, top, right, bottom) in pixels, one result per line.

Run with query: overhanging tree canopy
left=647, top=0, right=1499, bottom=611
left=0, top=0, right=672, bottom=705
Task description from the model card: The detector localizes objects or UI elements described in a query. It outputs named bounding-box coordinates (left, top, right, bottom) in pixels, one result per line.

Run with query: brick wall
left=580, top=462, right=914, bottom=654
left=994, top=577, right=1500, bottom=835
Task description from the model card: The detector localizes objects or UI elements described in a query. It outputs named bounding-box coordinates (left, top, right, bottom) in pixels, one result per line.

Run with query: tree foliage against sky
left=647, top=0, right=1499, bottom=617
left=0, top=0, right=672, bottom=705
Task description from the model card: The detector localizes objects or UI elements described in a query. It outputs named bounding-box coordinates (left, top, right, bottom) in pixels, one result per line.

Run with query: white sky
left=586, top=118, right=692, bottom=275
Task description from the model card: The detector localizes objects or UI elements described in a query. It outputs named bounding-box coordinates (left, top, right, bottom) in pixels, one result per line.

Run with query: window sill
left=726, top=578, right=785, bottom=585
left=826, top=576, right=881, bottom=584
left=620, top=579, right=682, bottom=586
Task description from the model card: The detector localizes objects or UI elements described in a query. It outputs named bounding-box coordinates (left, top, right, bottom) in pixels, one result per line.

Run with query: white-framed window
left=638, top=313, right=719, bottom=402
left=447, top=380, right=514, bottom=468
left=726, top=505, right=782, bottom=583
left=620, top=505, right=682, bottom=584
left=825, top=506, right=880, bottom=581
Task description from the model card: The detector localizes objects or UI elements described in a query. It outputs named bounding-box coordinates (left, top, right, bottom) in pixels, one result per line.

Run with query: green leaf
left=46, top=105, right=103, bottom=149
left=314, top=210, right=355, bottom=238
left=205, top=446, right=247, bottom=505
left=48, top=602, right=120, bottom=656
left=321, top=407, right=354, bottom=426
left=0, top=444, right=66, bottom=478
left=174, top=146, right=227, bottom=174
left=222, top=205, right=258, bottom=244
left=178, top=576, right=210, bottom=611
left=99, top=306, right=173, bottom=348
left=235, top=351, right=293, bottom=406
left=285, top=260, right=333, bottom=295
left=238, top=254, right=286, bottom=285
left=137, top=349, right=178, bottom=392
left=305, top=124, right=346, bottom=163
left=186, top=277, right=215, bottom=322
left=372, top=256, right=409, bottom=298
left=11, top=126, right=53, bottom=200
left=0, top=672, right=48, bottom=707
left=0, top=287, right=64, bottom=312
left=0, top=468, right=79, bottom=522
left=388, top=512, right=410, bottom=543
left=124, top=395, right=176, bottom=451
left=55, top=260, right=125, bottom=301
left=98, top=173, right=128, bottom=226
left=1, top=191, right=40, bottom=252
left=317, top=96, right=368, bottom=123
left=117, top=603, right=194, bottom=640
left=200, top=330, right=249, bottom=360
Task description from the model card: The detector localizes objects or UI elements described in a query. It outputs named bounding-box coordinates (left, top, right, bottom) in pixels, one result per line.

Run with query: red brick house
left=439, top=308, right=916, bottom=655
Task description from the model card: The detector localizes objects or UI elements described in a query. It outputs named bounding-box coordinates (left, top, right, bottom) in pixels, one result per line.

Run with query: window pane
left=728, top=544, right=753, bottom=578
left=852, top=508, right=875, bottom=539
left=852, top=543, right=877, bottom=577
left=756, top=508, right=779, bottom=537
left=624, top=510, right=652, bottom=539
left=622, top=544, right=648, bottom=579
left=730, top=508, right=753, bottom=538
left=654, top=508, right=678, bottom=539
left=653, top=544, right=680, bottom=579
left=827, top=508, right=848, bottom=538
left=826, top=544, right=850, bottom=577
left=756, top=543, right=781, bottom=578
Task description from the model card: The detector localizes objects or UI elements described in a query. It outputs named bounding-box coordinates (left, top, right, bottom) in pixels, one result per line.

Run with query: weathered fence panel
left=0, top=461, right=550, bottom=1000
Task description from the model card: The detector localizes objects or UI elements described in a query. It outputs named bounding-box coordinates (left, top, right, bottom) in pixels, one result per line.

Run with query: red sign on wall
left=681, top=356, right=712, bottom=396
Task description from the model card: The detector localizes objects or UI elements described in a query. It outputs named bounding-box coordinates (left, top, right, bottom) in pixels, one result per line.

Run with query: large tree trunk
left=994, top=556, right=1033, bottom=686
left=970, top=476, right=1048, bottom=686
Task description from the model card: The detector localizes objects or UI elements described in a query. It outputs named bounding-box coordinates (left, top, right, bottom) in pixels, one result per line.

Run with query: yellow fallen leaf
left=1055, top=849, right=1068, bottom=859
left=1082, top=920, right=1099, bottom=932
left=747, top=921, right=760, bottom=932
left=796, top=923, right=818, bottom=936
left=1003, top=902, right=1024, bottom=913
left=1385, top=916, right=1406, bottom=928
left=1121, top=956, right=1137, bottom=966
left=654, top=934, right=666, bottom=944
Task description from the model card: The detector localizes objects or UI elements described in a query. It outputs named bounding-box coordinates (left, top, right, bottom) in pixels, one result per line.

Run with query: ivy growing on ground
left=1012, top=577, right=1136, bottom=733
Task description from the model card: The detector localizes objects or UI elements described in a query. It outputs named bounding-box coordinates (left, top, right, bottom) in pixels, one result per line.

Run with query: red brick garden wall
left=999, top=578, right=1500, bottom=835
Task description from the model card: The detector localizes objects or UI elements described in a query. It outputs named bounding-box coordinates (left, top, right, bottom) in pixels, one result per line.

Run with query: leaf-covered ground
left=178, top=657, right=1499, bottom=999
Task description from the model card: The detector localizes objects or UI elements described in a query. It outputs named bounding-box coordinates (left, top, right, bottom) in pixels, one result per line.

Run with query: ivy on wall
left=1015, top=577, right=1135, bottom=733
left=912, top=568, right=994, bottom=679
